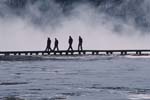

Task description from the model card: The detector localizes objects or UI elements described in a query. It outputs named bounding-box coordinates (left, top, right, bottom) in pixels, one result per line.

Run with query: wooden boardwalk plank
left=0, top=50, right=150, bottom=56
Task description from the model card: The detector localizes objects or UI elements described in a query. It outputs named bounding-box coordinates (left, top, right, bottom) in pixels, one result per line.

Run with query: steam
left=0, top=0, right=150, bottom=51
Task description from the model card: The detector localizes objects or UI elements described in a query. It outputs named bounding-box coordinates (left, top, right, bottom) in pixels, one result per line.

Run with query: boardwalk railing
left=0, top=50, right=150, bottom=56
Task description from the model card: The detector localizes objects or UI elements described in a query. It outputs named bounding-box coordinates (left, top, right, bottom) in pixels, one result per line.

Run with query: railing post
left=66, top=51, right=68, bottom=55
left=136, top=51, right=142, bottom=55
left=14, top=53, right=17, bottom=56
left=125, top=51, right=127, bottom=55
left=83, top=51, right=86, bottom=55
left=79, top=51, right=81, bottom=55
left=92, top=51, right=95, bottom=55
left=5, top=53, right=10, bottom=56
left=110, top=51, right=113, bottom=55
left=36, top=52, right=39, bottom=55
left=96, top=51, right=99, bottom=55
left=48, top=52, right=50, bottom=55
left=18, top=53, right=21, bottom=55
left=121, top=51, right=124, bottom=55
left=25, top=53, right=28, bottom=55
left=30, top=53, right=32, bottom=55
left=54, top=52, right=56, bottom=55
left=139, top=51, right=142, bottom=55
left=71, top=51, right=74, bottom=55
left=60, top=52, right=62, bottom=55
left=106, top=51, right=108, bottom=55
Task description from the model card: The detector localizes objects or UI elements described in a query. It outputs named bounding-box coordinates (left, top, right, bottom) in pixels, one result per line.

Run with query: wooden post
left=92, top=51, right=95, bottom=55
left=124, top=51, right=127, bottom=55
left=30, top=53, right=32, bottom=55
left=18, top=53, right=21, bottom=55
left=121, top=51, right=124, bottom=55
left=96, top=51, right=99, bottom=55
left=106, top=51, right=111, bottom=55
left=25, top=53, right=28, bottom=55
left=14, top=53, right=17, bottom=56
left=66, top=51, right=68, bottom=55
left=83, top=51, right=86, bottom=55
left=110, top=51, right=113, bottom=55
left=54, top=52, right=57, bottom=55
left=136, top=51, right=142, bottom=55
left=5, top=53, right=10, bottom=56
left=79, top=51, right=81, bottom=55
left=36, top=52, right=39, bottom=55
left=48, top=52, right=50, bottom=55
left=71, top=51, right=74, bottom=55
left=136, top=51, right=138, bottom=55
left=60, top=52, right=62, bottom=55
left=139, top=51, right=142, bottom=55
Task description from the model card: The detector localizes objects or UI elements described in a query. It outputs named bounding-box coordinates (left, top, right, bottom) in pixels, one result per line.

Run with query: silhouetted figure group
left=45, top=38, right=59, bottom=51
left=45, top=36, right=83, bottom=51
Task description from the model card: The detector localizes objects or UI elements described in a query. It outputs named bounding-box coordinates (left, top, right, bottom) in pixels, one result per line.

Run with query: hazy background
left=1, top=0, right=150, bottom=51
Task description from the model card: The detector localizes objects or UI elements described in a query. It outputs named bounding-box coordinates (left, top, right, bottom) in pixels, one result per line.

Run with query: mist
left=0, top=0, right=150, bottom=51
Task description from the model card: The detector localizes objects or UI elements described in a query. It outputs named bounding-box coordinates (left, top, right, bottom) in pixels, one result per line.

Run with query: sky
left=0, top=0, right=150, bottom=51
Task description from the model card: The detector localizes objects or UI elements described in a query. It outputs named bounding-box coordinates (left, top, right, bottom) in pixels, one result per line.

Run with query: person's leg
left=57, top=46, right=59, bottom=51
left=78, top=44, right=80, bottom=51
left=68, top=45, right=71, bottom=51
left=71, top=46, right=73, bottom=51
left=53, top=46, right=56, bottom=51
left=81, top=45, right=83, bottom=50
left=45, top=47, right=47, bottom=51
left=45, top=45, right=49, bottom=51
left=49, top=46, right=52, bottom=51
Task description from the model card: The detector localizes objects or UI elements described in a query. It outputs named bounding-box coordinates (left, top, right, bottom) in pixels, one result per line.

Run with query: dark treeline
left=3, top=0, right=150, bottom=32
left=5, top=0, right=130, bottom=9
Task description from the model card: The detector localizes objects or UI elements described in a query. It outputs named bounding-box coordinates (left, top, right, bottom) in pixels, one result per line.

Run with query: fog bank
left=0, top=0, right=150, bottom=50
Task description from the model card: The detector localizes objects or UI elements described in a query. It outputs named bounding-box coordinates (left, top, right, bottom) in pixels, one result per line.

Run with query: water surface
left=0, top=55, right=150, bottom=100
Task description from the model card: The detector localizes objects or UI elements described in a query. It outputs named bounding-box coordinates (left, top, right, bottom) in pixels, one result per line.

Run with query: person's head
left=79, top=36, right=82, bottom=39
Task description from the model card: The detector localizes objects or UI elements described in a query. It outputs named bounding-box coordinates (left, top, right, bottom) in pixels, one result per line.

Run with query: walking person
left=67, top=36, right=73, bottom=51
left=78, top=36, right=83, bottom=51
left=45, top=37, right=52, bottom=51
left=53, top=38, right=59, bottom=51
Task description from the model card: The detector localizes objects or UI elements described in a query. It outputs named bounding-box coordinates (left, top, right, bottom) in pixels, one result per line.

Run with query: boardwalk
left=0, top=50, right=150, bottom=56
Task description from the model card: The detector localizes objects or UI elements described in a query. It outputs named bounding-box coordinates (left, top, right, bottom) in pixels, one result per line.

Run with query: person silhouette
left=45, top=37, right=52, bottom=51
left=53, top=38, right=59, bottom=51
left=78, top=36, right=83, bottom=51
left=68, top=36, right=73, bottom=51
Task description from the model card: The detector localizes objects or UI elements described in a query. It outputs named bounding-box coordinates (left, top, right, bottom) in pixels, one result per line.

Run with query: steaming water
left=0, top=55, right=150, bottom=100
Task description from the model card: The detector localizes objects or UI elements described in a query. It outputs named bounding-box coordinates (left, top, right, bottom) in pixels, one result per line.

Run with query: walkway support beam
left=0, top=50, right=149, bottom=56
